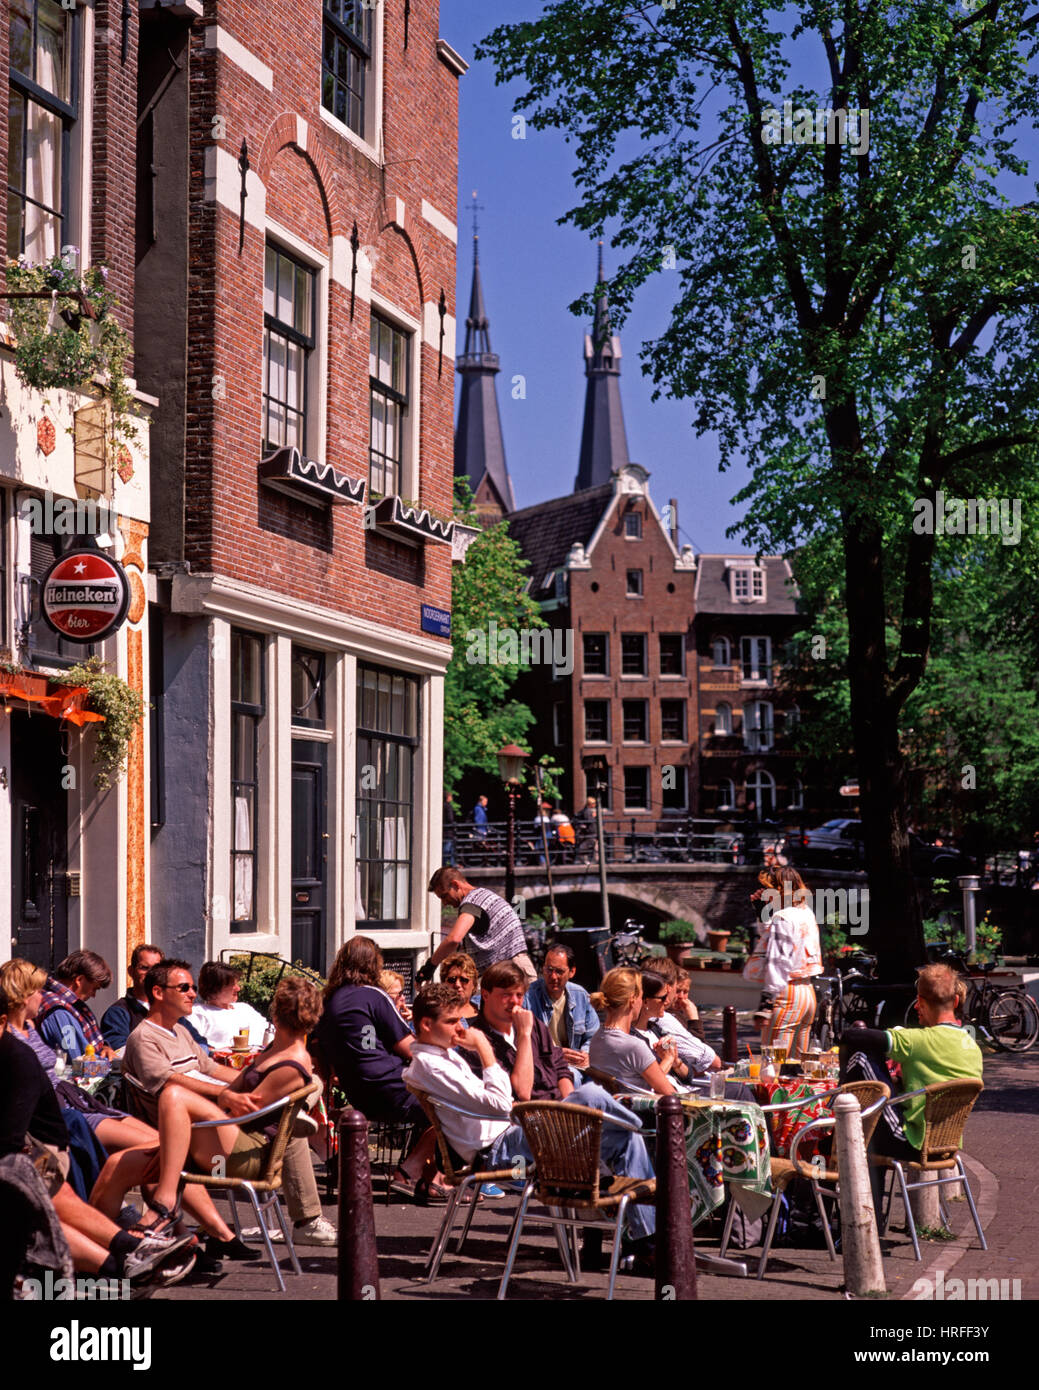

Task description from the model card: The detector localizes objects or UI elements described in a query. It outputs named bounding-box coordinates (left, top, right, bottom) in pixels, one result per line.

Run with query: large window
left=731, top=566, right=765, bottom=601
left=321, top=1, right=373, bottom=138
left=740, top=635, right=773, bottom=684
left=745, top=769, right=777, bottom=819
left=660, top=699, right=686, bottom=742
left=620, top=633, right=647, bottom=676
left=584, top=700, right=610, bottom=743
left=623, top=767, right=649, bottom=811
left=714, top=702, right=733, bottom=736
left=263, top=244, right=316, bottom=453
left=356, top=666, right=419, bottom=928
left=231, top=631, right=265, bottom=932
left=659, top=634, right=684, bottom=676
left=7, top=0, right=76, bottom=260
left=583, top=633, right=608, bottom=676
left=743, top=700, right=774, bottom=753
left=369, top=313, right=409, bottom=496
left=622, top=699, right=648, bottom=742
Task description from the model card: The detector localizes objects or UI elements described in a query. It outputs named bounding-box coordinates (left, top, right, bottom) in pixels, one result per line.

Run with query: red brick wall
left=0, top=5, right=8, bottom=264
left=181, top=1, right=458, bottom=637
left=91, top=0, right=138, bottom=344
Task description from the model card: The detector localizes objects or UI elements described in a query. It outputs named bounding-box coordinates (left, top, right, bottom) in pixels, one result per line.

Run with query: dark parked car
left=793, top=820, right=973, bottom=878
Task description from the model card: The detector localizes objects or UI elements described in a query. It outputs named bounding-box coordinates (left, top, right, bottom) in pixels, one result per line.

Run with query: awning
left=0, top=674, right=105, bottom=726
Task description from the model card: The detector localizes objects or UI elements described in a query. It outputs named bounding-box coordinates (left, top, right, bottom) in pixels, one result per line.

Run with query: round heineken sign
left=41, top=547, right=130, bottom=643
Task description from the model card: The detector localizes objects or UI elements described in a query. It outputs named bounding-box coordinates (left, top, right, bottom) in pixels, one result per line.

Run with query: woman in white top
left=743, top=866, right=823, bottom=1055
left=189, top=961, right=270, bottom=1051
left=587, top=968, right=677, bottom=1097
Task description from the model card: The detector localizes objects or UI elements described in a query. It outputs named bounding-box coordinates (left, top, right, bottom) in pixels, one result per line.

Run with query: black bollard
left=337, top=1107, right=381, bottom=1301
left=654, top=1094, right=697, bottom=1301
left=722, top=1005, right=738, bottom=1065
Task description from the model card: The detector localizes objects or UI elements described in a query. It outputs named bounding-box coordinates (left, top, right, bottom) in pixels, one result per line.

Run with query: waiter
left=419, top=868, right=536, bottom=985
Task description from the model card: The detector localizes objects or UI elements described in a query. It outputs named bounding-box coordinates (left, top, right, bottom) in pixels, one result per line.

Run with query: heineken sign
left=41, top=547, right=131, bottom=643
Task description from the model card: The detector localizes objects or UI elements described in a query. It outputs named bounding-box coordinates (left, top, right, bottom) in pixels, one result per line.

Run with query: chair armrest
left=789, top=1115, right=835, bottom=1175
left=192, top=1094, right=292, bottom=1130
left=406, top=1085, right=512, bottom=1125
left=871, top=1085, right=929, bottom=1109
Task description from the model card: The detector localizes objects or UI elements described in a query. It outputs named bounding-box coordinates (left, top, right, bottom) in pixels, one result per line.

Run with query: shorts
left=225, top=1128, right=271, bottom=1181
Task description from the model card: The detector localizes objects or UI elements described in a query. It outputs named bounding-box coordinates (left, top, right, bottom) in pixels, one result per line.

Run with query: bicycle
left=903, top=945, right=1039, bottom=1052
left=610, top=918, right=655, bottom=970
left=811, top=953, right=882, bottom=1050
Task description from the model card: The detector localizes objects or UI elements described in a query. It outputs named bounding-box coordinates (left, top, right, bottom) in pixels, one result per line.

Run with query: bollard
left=654, top=1095, right=697, bottom=1300
left=834, top=1092, right=885, bottom=1296
left=337, top=1107, right=381, bottom=1301
left=722, top=1005, right=738, bottom=1066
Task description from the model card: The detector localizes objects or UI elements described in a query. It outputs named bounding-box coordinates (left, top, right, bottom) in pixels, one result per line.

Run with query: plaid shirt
left=37, top=976, right=105, bottom=1052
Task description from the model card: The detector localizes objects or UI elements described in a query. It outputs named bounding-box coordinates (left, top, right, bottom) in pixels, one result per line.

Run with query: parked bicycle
left=903, top=943, right=1039, bottom=1052
left=811, top=952, right=882, bottom=1050
left=610, top=918, right=654, bottom=970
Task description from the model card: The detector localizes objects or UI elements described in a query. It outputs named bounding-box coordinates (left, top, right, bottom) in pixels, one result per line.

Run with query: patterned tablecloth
left=618, top=1093, right=773, bottom=1226
left=752, top=1077, right=837, bottom=1159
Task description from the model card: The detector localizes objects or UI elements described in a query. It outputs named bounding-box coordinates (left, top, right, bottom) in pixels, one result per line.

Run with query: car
left=793, top=819, right=973, bottom=878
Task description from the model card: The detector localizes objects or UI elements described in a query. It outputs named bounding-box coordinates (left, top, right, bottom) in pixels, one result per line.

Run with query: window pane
left=264, top=245, right=277, bottom=314
left=37, top=0, right=69, bottom=102
left=10, top=1, right=32, bottom=77
left=294, top=264, right=311, bottom=336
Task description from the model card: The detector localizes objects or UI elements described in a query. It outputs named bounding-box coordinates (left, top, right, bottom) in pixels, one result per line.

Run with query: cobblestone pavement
left=156, top=1013, right=1038, bottom=1303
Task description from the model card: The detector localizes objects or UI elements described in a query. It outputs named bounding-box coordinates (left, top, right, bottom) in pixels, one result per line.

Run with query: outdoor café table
left=752, top=1076, right=836, bottom=1160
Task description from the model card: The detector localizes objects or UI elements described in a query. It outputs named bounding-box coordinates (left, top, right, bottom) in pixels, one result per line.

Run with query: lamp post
left=497, top=743, right=529, bottom=906
left=581, top=754, right=612, bottom=931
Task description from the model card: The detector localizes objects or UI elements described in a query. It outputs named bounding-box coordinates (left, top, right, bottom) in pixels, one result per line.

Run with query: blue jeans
left=486, top=1083, right=656, bottom=1241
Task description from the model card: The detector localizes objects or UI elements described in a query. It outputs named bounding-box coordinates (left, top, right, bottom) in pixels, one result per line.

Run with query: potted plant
left=707, top=927, right=732, bottom=953
left=51, top=656, right=146, bottom=790
left=658, top=918, right=701, bottom=963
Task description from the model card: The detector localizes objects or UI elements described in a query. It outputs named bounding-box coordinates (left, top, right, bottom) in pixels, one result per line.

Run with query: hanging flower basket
left=2, top=252, right=138, bottom=447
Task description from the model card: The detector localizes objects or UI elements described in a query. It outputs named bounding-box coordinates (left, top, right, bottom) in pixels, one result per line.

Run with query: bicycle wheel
left=985, top=991, right=1039, bottom=1052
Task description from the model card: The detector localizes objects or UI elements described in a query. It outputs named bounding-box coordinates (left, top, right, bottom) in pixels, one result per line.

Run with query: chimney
left=669, top=497, right=679, bottom=548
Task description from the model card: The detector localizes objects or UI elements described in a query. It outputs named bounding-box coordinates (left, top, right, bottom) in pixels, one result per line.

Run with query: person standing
left=743, top=865, right=823, bottom=1056
left=575, top=796, right=599, bottom=862
left=472, top=794, right=489, bottom=838
left=442, top=792, right=457, bottom=866
left=422, top=869, right=536, bottom=984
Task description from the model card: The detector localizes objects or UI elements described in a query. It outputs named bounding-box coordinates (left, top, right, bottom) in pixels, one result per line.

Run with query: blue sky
left=443, top=0, right=753, bottom=555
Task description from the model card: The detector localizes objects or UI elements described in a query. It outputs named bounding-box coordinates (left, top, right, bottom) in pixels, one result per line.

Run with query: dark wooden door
left=10, top=713, right=69, bottom=969
left=291, top=740, right=327, bottom=971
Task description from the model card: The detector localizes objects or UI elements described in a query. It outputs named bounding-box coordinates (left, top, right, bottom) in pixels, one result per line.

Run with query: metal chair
left=870, top=1078, right=987, bottom=1260
left=405, top=1085, right=534, bottom=1284
left=498, top=1100, right=656, bottom=1301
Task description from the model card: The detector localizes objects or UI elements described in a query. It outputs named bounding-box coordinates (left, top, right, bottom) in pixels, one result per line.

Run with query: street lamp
left=497, top=743, right=529, bottom=904
left=581, top=754, right=612, bottom=932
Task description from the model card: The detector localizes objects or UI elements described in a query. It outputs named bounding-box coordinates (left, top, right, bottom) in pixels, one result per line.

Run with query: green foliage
left=922, top=909, right=1002, bottom=965
left=526, top=908, right=576, bottom=932
left=659, top=918, right=700, bottom=943
left=5, top=252, right=138, bottom=445
left=229, top=954, right=325, bottom=1016
left=443, top=479, right=546, bottom=794
left=52, top=656, right=146, bottom=791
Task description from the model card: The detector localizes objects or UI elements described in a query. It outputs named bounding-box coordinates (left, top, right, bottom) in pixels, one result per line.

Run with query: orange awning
left=0, top=679, right=105, bottom=726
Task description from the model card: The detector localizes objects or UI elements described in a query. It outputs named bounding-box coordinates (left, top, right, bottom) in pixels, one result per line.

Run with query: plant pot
left=665, top=942, right=692, bottom=964
left=707, top=930, right=732, bottom=953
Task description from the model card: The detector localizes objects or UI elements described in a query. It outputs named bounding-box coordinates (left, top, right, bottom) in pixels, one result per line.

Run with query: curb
left=896, top=1153, right=998, bottom=1300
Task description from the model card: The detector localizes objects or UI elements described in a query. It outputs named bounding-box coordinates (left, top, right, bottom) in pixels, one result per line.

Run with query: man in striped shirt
left=420, top=869, right=536, bottom=985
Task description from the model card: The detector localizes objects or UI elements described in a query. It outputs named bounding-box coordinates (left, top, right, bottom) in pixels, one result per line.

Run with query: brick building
left=1, top=0, right=153, bottom=980
left=137, top=1, right=465, bottom=972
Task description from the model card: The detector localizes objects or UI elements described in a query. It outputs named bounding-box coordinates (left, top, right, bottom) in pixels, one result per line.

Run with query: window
left=583, top=632, right=608, bottom=676
left=730, top=565, right=765, bottom=601
left=624, top=511, right=642, bottom=539
left=712, top=636, right=731, bottom=668
left=714, top=702, right=733, bottom=736
left=369, top=313, right=410, bottom=496
left=584, top=700, right=610, bottom=742
left=745, top=769, right=776, bottom=819
left=622, top=700, right=648, bottom=742
left=7, top=0, right=76, bottom=261
left=662, top=767, right=687, bottom=811
left=291, top=647, right=325, bottom=727
left=788, top=778, right=804, bottom=810
left=717, top=777, right=736, bottom=811
left=660, top=700, right=686, bottom=742
left=620, top=633, right=647, bottom=676
left=626, top=569, right=643, bottom=597
left=740, top=635, right=773, bottom=684
left=623, top=766, right=649, bottom=811
left=263, top=245, right=316, bottom=453
left=659, top=634, right=684, bottom=676
left=356, top=666, right=419, bottom=928
left=784, top=704, right=800, bottom=732
left=744, top=700, right=774, bottom=752
left=231, top=631, right=264, bottom=932
left=321, top=1, right=373, bottom=138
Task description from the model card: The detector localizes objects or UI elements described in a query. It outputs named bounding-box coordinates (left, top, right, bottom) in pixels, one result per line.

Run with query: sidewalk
left=156, top=1016, right=1038, bottom=1302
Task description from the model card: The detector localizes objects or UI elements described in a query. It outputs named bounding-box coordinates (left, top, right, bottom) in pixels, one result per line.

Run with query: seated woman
left=189, top=961, right=270, bottom=1052
left=379, top=970, right=413, bottom=1024
left=588, top=968, right=677, bottom=1097
left=632, top=972, right=694, bottom=1090
left=317, top=937, right=446, bottom=1202
left=439, top=953, right=480, bottom=1021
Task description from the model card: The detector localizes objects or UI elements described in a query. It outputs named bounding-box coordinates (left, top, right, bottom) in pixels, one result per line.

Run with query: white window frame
left=714, top=701, right=733, bottom=736
left=264, top=219, right=329, bottom=465
left=743, top=700, right=774, bottom=753
left=788, top=777, right=804, bottom=810
left=745, top=769, right=777, bottom=819
left=368, top=291, right=421, bottom=501
left=728, top=562, right=766, bottom=603
left=717, top=777, right=736, bottom=811
left=318, top=0, right=385, bottom=166
left=624, top=511, right=642, bottom=539
left=740, top=634, right=773, bottom=685
left=712, top=636, right=731, bottom=668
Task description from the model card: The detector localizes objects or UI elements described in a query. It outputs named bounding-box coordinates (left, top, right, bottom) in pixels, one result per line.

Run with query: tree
left=442, top=481, right=546, bottom=795
left=480, top=0, right=1039, bottom=975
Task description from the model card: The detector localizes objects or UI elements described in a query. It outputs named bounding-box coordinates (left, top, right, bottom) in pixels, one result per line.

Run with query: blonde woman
left=587, top=968, right=677, bottom=1097
left=743, top=865, right=823, bottom=1055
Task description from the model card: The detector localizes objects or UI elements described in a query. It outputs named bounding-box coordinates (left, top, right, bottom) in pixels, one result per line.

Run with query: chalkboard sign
left=381, top=950, right=416, bottom=1002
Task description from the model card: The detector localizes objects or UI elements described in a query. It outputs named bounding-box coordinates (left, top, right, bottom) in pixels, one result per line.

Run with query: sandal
left=388, top=1168, right=419, bottom=1199
left=413, top=1179, right=451, bottom=1207
left=135, top=1197, right=182, bottom=1237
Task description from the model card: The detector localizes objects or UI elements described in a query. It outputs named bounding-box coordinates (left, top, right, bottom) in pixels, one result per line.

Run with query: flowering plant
left=3, top=251, right=137, bottom=445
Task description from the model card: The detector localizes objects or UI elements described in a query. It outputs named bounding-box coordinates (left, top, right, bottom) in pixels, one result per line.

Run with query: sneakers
left=122, top=1232, right=196, bottom=1285
left=149, top=1242, right=198, bottom=1288
left=292, top=1215, right=338, bottom=1246
left=480, top=1183, right=506, bottom=1199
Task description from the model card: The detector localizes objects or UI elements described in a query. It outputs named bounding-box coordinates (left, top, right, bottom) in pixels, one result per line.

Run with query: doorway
left=291, top=739, right=328, bottom=971
left=10, top=712, right=69, bottom=970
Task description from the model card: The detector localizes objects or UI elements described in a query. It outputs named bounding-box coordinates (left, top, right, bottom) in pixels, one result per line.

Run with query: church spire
left=574, top=242, right=630, bottom=492
left=454, top=210, right=516, bottom=518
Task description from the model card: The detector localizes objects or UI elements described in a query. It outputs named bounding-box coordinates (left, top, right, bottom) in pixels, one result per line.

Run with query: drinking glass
left=773, top=1045, right=788, bottom=1066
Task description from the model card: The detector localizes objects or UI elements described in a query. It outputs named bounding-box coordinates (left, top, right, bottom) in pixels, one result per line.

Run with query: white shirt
left=743, top=904, right=823, bottom=995
left=646, top=1012, right=718, bottom=1076
left=402, top=1042, right=514, bottom=1163
left=189, top=999, right=270, bottom=1052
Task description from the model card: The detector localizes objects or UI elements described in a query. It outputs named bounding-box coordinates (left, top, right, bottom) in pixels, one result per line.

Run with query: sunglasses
left=445, top=976, right=468, bottom=985
left=163, top=982, right=196, bottom=994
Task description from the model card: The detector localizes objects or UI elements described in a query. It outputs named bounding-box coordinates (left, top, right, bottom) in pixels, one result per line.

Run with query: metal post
left=533, top=763, right=558, bottom=924
left=958, top=875, right=980, bottom=958
left=337, top=1108, right=380, bottom=1300
left=596, top=792, right=610, bottom=932
left=722, top=1005, right=738, bottom=1066
left=834, top=1093, right=885, bottom=1296
left=654, top=1095, right=697, bottom=1299
left=505, top=784, right=517, bottom=906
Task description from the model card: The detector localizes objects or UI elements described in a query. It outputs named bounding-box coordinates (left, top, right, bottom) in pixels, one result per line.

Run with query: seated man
left=524, top=943, right=600, bottom=1074
left=124, top=959, right=336, bottom=1246
left=641, top=960, right=720, bottom=1080
left=473, top=961, right=572, bottom=1101
left=36, top=950, right=117, bottom=1062
left=101, top=943, right=163, bottom=1051
left=403, top=984, right=656, bottom=1258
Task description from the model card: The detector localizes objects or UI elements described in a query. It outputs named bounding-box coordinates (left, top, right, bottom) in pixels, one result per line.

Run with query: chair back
left=838, top=1080, right=891, bottom=1154
left=920, top=1078, right=983, bottom=1165
left=511, top=1102, right=604, bottom=1205
left=406, top=1085, right=462, bottom=1182
left=583, top=1065, right=624, bottom=1096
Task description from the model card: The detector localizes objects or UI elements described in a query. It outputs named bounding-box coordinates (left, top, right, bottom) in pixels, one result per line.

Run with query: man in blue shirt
left=101, top=944, right=163, bottom=1050
left=524, top=942, right=600, bottom=1072
left=472, top=794, right=489, bottom=837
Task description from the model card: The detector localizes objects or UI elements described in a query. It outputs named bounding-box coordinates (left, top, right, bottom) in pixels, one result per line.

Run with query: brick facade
left=90, top=0, right=139, bottom=341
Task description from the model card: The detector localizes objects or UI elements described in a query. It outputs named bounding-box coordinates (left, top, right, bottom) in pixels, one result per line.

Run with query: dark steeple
left=454, top=224, right=515, bottom=519
left=574, top=243, right=630, bottom=493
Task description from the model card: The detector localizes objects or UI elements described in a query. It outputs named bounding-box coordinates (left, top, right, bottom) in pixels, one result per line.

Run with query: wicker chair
left=406, top=1085, right=532, bottom=1284
left=182, top=1080, right=322, bottom=1292
left=499, top=1100, right=656, bottom=1301
left=870, top=1078, right=987, bottom=1261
